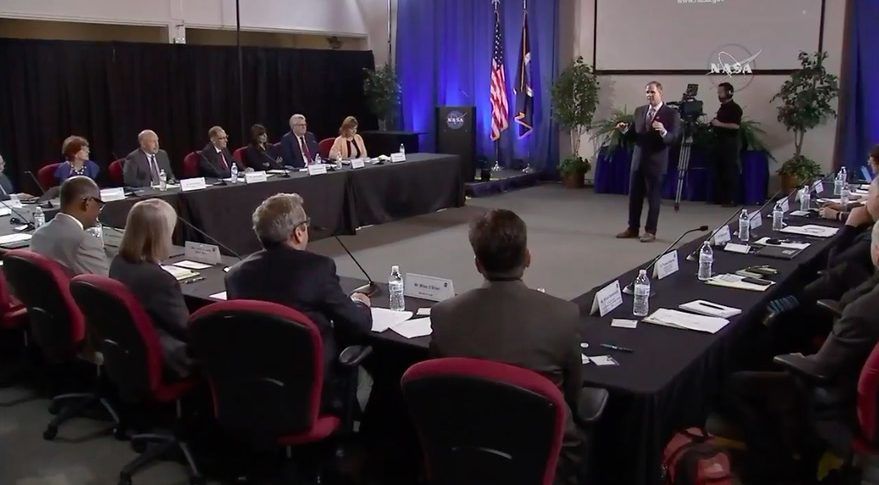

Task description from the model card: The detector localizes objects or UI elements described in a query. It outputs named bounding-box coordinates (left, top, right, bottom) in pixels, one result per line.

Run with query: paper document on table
left=209, top=291, right=227, bottom=301
left=370, top=308, right=413, bottom=332
left=0, top=207, right=11, bottom=216
left=780, top=225, right=839, bottom=238
left=160, top=265, right=199, bottom=281
left=706, top=273, right=772, bottom=292
left=679, top=300, right=742, bottom=318
left=0, top=233, right=32, bottom=244
left=173, top=260, right=212, bottom=270
left=391, top=318, right=432, bottom=338
left=753, top=237, right=811, bottom=250
left=643, top=308, right=729, bottom=334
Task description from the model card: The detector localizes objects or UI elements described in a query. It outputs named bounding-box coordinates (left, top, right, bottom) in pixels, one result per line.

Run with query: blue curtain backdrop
left=838, top=0, right=879, bottom=173
left=396, top=0, right=559, bottom=173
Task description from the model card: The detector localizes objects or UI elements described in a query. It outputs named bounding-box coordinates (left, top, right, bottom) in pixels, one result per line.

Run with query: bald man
left=124, top=130, right=175, bottom=187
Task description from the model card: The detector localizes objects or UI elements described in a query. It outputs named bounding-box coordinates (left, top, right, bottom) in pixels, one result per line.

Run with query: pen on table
left=699, top=301, right=727, bottom=311
left=600, top=343, right=633, bottom=353
left=185, top=277, right=205, bottom=284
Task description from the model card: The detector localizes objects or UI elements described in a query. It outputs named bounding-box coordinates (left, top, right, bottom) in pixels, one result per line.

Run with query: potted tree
left=551, top=56, right=599, bottom=188
left=363, top=64, right=401, bottom=131
left=589, top=107, right=634, bottom=193
left=771, top=51, right=839, bottom=192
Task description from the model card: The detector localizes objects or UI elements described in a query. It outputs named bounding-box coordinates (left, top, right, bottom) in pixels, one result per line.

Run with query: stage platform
left=464, top=169, right=541, bottom=197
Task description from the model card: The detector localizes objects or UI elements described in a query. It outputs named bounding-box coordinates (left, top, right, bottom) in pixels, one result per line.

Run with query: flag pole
left=493, top=139, right=502, bottom=172
left=520, top=0, right=533, bottom=174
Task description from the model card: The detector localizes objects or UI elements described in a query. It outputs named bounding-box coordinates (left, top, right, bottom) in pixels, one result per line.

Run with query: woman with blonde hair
left=329, top=116, right=368, bottom=160
left=110, top=198, right=191, bottom=377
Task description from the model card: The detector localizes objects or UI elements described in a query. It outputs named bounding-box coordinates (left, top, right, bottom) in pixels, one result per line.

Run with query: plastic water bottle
left=834, top=171, right=843, bottom=196
left=738, top=209, right=750, bottom=242
left=88, top=220, right=103, bottom=241
left=772, top=201, right=784, bottom=231
left=840, top=166, right=848, bottom=185
left=314, top=153, right=322, bottom=166
left=840, top=182, right=850, bottom=209
left=158, top=169, right=167, bottom=192
left=698, top=240, right=713, bottom=281
left=800, top=186, right=811, bottom=211
left=389, top=265, right=405, bottom=312
left=399, top=144, right=406, bottom=155
left=33, top=205, right=45, bottom=228
left=230, top=163, right=238, bottom=183
left=633, top=269, right=650, bottom=317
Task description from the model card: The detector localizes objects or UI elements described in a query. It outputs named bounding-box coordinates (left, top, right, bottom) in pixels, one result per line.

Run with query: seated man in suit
left=280, top=114, right=318, bottom=168
left=430, top=209, right=584, bottom=485
left=726, top=220, right=879, bottom=481
left=198, top=126, right=235, bottom=179
left=30, top=176, right=108, bottom=276
left=123, top=129, right=175, bottom=187
left=0, top=153, right=35, bottom=201
left=225, top=193, right=372, bottom=399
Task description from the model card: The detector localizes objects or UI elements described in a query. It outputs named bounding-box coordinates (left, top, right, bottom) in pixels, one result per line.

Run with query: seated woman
left=243, top=123, right=283, bottom=171
left=55, top=136, right=100, bottom=184
left=110, top=198, right=192, bottom=378
left=329, top=116, right=368, bottom=160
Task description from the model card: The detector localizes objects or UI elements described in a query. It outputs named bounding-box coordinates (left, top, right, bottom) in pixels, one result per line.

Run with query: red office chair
left=188, top=300, right=370, bottom=479
left=70, top=274, right=203, bottom=485
left=232, top=146, right=246, bottom=165
left=318, top=137, right=334, bottom=159
left=108, top=158, right=125, bottom=186
left=2, top=250, right=120, bottom=439
left=182, top=152, right=200, bottom=178
left=0, top=270, right=29, bottom=386
left=401, top=357, right=568, bottom=485
left=37, top=162, right=61, bottom=189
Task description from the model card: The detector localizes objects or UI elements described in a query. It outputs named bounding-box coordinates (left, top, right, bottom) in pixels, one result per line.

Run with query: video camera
left=668, top=83, right=703, bottom=124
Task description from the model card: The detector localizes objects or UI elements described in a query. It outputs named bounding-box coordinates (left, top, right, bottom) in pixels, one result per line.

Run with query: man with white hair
left=280, top=114, right=319, bottom=167
left=124, top=129, right=175, bottom=187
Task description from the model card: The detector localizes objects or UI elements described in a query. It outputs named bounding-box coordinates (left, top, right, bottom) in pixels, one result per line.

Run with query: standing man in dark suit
left=123, top=129, right=175, bottom=187
left=430, top=209, right=586, bottom=485
left=280, top=114, right=319, bottom=168
left=615, top=81, right=681, bottom=243
left=198, top=126, right=235, bottom=179
left=225, top=193, right=372, bottom=392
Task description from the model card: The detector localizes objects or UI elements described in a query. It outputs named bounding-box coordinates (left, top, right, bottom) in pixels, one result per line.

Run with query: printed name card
left=351, top=159, right=366, bottom=169
left=100, top=187, right=126, bottom=202
left=590, top=280, right=623, bottom=317
left=180, top=177, right=207, bottom=192
left=390, top=152, right=406, bottom=163
left=780, top=198, right=790, bottom=213
left=749, top=211, right=763, bottom=229
left=813, top=180, right=825, bottom=194
left=307, top=164, right=328, bottom=176
left=712, top=225, right=731, bottom=246
left=652, top=251, right=679, bottom=280
left=184, top=241, right=221, bottom=265
left=404, top=273, right=455, bottom=302
left=244, top=171, right=268, bottom=184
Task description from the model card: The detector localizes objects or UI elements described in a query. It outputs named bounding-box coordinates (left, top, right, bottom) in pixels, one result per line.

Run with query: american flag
left=489, top=0, right=509, bottom=141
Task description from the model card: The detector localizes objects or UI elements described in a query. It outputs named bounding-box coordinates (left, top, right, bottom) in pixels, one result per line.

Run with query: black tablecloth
left=359, top=130, right=421, bottom=157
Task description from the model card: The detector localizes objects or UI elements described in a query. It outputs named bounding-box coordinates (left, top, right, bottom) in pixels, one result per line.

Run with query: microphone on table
left=623, top=225, right=709, bottom=295
left=4, top=203, right=35, bottom=231
left=196, top=151, right=227, bottom=185
left=176, top=215, right=243, bottom=260
left=24, top=170, right=54, bottom=209
left=311, top=224, right=379, bottom=297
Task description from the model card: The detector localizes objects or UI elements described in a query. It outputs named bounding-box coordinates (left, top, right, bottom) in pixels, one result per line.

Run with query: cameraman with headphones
left=710, top=82, right=743, bottom=207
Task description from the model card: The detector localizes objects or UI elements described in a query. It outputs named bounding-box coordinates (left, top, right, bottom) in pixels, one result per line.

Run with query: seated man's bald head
left=60, top=176, right=99, bottom=209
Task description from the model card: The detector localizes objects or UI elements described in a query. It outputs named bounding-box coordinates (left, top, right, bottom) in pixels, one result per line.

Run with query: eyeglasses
left=295, top=217, right=311, bottom=229
left=84, top=196, right=105, bottom=212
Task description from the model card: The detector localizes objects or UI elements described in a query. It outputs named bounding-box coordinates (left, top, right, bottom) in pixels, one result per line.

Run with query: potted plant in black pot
left=771, top=51, right=838, bottom=192
left=551, top=56, right=599, bottom=188
left=363, top=64, right=401, bottom=131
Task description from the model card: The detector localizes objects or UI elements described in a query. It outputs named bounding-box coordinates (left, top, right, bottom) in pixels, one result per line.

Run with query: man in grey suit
left=615, top=81, right=681, bottom=242
left=430, top=209, right=584, bottom=485
left=30, top=176, right=109, bottom=276
left=123, top=129, right=174, bottom=187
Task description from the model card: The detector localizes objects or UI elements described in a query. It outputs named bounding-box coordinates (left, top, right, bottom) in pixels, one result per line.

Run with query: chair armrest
left=338, top=345, right=373, bottom=368
left=773, top=353, right=832, bottom=384
left=575, top=387, right=609, bottom=426
left=816, top=299, right=842, bottom=318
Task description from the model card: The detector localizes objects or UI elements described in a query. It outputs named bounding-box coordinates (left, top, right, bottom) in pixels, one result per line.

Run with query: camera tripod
left=673, top=120, right=697, bottom=212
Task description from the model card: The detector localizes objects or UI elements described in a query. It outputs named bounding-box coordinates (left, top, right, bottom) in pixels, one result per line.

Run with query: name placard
left=390, top=152, right=406, bottom=163
left=723, top=242, right=751, bottom=254
left=244, top=171, right=268, bottom=184
left=307, top=164, right=328, bottom=176
left=404, top=273, right=455, bottom=302
left=100, top=187, right=126, bottom=202
left=590, top=280, right=623, bottom=317
left=749, top=211, right=763, bottom=229
left=780, top=198, right=790, bottom=213
left=180, top=177, right=207, bottom=192
left=5, top=195, right=22, bottom=209
left=813, top=180, right=825, bottom=194
left=652, top=251, right=679, bottom=280
left=351, top=159, right=366, bottom=169
left=712, top=225, right=731, bottom=246
left=184, top=241, right=221, bottom=265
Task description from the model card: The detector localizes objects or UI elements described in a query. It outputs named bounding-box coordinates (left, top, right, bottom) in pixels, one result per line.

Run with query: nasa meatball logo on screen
left=446, top=111, right=466, bottom=130
left=706, top=44, right=762, bottom=91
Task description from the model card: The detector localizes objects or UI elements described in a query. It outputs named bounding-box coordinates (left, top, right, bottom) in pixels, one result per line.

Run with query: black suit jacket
left=280, top=131, right=319, bottom=168
left=806, top=224, right=875, bottom=301
left=0, top=173, right=14, bottom=200
left=243, top=144, right=283, bottom=171
left=198, top=143, right=235, bottom=179
left=123, top=149, right=174, bottom=187
left=625, top=104, right=681, bottom=177
left=109, top=256, right=191, bottom=377
left=224, top=245, right=372, bottom=372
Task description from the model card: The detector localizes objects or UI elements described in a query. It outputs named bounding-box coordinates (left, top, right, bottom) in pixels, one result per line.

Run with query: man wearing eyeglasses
left=30, top=176, right=109, bottom=276
left=198, top=125, right=236, bottom=179
left=280, top=114, right=319, bottom=168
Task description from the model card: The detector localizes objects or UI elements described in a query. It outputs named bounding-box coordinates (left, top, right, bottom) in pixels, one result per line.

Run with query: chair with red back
left=401, top=357, right=568, bottom=485
left=2, top=250, right=119, bottom=439
left=318, top=137, right=335, bottom=160
left=182, top=152, right=200, bottom=178
left=0, top=270, right=29, bottom=384
left=188, top=300, right=370, bottom=478
left=108, top=158, right=125, bottom=186
left=232, top=147, right=246, bottom=167
left=70, top=274, right=203, bottom=484
left=37, top=162, right=61, bottom=189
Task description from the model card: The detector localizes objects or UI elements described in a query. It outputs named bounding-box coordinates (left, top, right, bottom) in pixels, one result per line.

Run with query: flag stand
left=492, top=140, right=502, bottom=172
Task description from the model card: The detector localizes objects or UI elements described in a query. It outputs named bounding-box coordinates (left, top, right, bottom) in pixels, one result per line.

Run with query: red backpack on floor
left=662, top=428, right=733, bottom=485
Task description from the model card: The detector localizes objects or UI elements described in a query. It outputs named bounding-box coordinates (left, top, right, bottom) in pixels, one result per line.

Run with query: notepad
left=752, top=237, right=811, bottom=250
left=160, top=265, right=199, bottom=281
left=643, top=308, right=730, bottom=334
left=0, top=207, right=11, bottom=216
left=173, top=260, right=212, bottom=270
left=679, top=300, right=742, bottom=318
left=0, top=233, right=32, bottom=245
left=370, top=308, right=413, bottom=332
left=780, top=225, right=839, bottom=238
left=391, top=318, right=432, bottom=338
left=706, top=273, right=773, bottom=292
